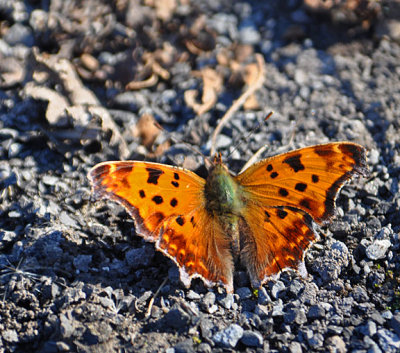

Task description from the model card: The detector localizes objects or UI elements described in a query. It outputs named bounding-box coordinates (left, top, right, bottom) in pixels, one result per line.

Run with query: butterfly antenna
left=227, top=111, right=273, bottom=160
left=153, top=122, right=213, bottom=167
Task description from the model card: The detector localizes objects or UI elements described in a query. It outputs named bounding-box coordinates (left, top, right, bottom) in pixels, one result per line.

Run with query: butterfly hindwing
left=88, top=161, right=234, bottom=291
left=240, top=204, right=317, bottom=286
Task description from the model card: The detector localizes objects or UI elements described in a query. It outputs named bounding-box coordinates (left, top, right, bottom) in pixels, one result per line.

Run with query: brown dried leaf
left=147, top=139, right=171, bottom=158
left=184, top=68, right=223, bottom=115
left=24, top=83, right=70, bottom=126
left=145, top=0, right=176, bottom=21
left=132, top=113, right=161, bottom=149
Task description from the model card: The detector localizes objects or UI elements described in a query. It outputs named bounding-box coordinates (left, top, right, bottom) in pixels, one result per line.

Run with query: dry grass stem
left=210, top=54, right=266, bottom=156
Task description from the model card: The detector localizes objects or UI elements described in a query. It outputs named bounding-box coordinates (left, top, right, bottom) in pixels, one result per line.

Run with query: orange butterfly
left=88, top=142, right=368, bottom=293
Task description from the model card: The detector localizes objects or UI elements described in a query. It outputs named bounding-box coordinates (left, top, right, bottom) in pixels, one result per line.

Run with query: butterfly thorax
left=204, top=163, right=244, bottom=215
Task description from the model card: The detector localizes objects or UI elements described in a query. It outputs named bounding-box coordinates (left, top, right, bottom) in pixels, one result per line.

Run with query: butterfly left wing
left=235, top=142, right=368, bottom=285
left=88, top=161, right=235, bottom=292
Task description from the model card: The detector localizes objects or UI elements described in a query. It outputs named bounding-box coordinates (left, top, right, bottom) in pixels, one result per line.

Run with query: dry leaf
left=184, top=68, right=223, bottom=115
left=145, top=0, right=176, bottom=21
left=132, top=113, right=161, bottom=149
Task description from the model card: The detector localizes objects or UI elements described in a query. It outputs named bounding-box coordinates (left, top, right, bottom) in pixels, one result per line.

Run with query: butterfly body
left=89, top=142, right=368, bottom=293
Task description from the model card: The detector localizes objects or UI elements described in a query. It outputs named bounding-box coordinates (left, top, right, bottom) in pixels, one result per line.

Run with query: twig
left=144, top=277, right=168, bottom=319
left=240, top=145, right=269, bottom=173
left=210, top=54, right=266, bottom=156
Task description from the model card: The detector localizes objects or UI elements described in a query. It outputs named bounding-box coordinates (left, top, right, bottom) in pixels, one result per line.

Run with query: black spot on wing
left=121, top=177, right=130, bottom=188
left=277, top=209, right=288, bottom=219
left=170, top=198, right=178, bottom=207
left=283, top=154, right=305, bottom=172
left=312, top=174, right=319, bottom=183
left=176, top=216, right=185, bottom=226
left=266, top=164, right=273, bottom=172
left=279, top=188, right=289, bottom=197
left=300, top=198, right=312, bottom=210
left=270, top=172, right=278, bottom=179
left=314, top=147, right=334, bottom=157
left=152, top=195, right=163, bottom=204
left=174, top=173, right=180, bottom=180
left=146, top=167, right=164, bottom=185
left=139, top=190, right=146, bottom=198
left=171, top=181, right=179, bottom=188
left=295, top=183, right=307, bottom=192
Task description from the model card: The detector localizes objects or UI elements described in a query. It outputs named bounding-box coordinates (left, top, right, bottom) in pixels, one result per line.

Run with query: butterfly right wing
left=235, top=142, right=367, bottom=286
left=88, top=161, right=234, bottom=292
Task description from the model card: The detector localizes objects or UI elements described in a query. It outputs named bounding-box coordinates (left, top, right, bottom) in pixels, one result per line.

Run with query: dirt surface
left=1, top=1, right=400, bottom=352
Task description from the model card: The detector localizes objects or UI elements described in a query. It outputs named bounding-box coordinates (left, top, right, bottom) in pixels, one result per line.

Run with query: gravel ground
left=1, top=1, right=400, bottom=352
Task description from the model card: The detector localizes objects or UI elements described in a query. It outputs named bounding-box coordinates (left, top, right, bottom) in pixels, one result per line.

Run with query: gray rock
left=307, top=304, right=326, bottom=319
left=325, top=335, right=346, bottom=353
left=186, top=290, right=201, bottom=301
left=59, top=211, right=79, bottom=229
left=366, top=239, right=391, bottom=260
left=125, top=245, right=154, bottom=269
left=298, top=282, right=318, bottom=305
left=272, top=299, right=284, bottom=317
left=284, top=308, right=307, bottom=325
left=391, top=313, right=400, bottom=336
left=289, top=341, right=302, bottom=353
left=240, top=330, right=263, bottom=347
left=257, top=286, right=271, bottom=304
left=213, top=324, right=244, bottom=348
left=3, top=23, right=34, bottom=47
left=358, top=320, right=377, bottom=336
left=199, top=317, right=213, bottom=339
left=382, top=310, right=393, bottom=320
left=2, top=329, right=18, bottom=343
left=239, top=26, right=261, bottom=45
left=271, top=280, right=286, bottom=299
left=202, top=291, right=216, bottom=306
left=377, top=328, right=400, bottom=353
left=351, top=286, right=369, bottom=302
left=73, top=254, right=92, bottom=272
left=215, top=134, right=232, bottom=149
left=236, top=287, right=252, bottom=300
left=29, top=9, right=48, bottom=32
left=364, top=336, right=382, bottom=353
left=369, top=149, right=380, bottom=165
left=308, top=332, right=324, bottom=348
left=164, top=307, right=190, bottom=330
left=201, top=292, right=217, bottom=313
left=197, top=343, right=212, bottom=353
left=311, top=241, right=350, bottom=284
left=288, top=279, right=304, bottom=297
left=59, top=313, right=74, bottom=338
left=174, top=339, right=194, bottom=353
left=219, top=293, right=234, bottom=309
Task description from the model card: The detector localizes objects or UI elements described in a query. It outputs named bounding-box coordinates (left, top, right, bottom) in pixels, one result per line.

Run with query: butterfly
left=88, top=142, right=368, bottom=293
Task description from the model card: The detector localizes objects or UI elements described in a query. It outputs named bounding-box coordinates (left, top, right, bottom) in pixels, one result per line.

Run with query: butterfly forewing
left=236, top=142, right=368, bottom=224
